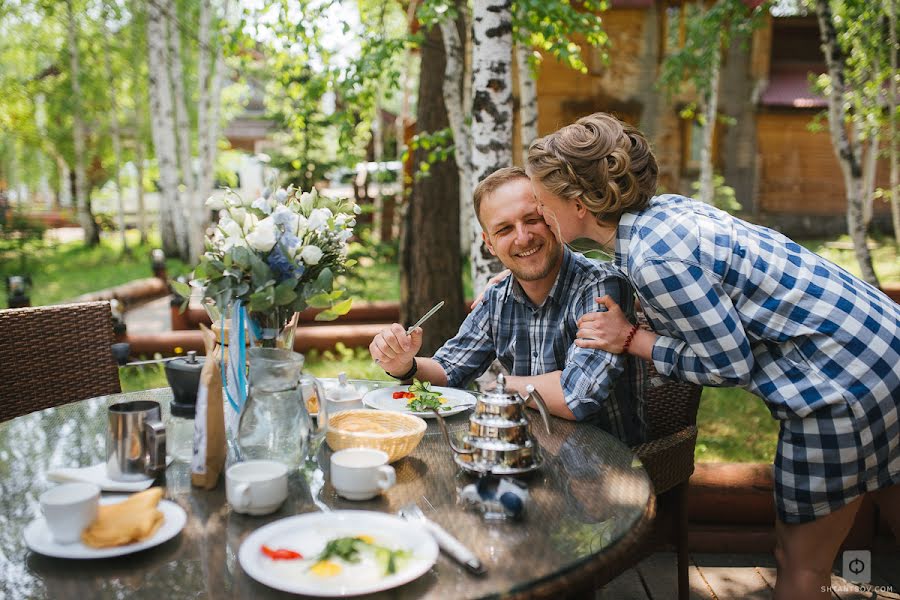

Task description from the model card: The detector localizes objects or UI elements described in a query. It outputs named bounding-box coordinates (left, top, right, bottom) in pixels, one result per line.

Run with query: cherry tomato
left=261, top=545, right=303, bottom=560
left=392, top=391, right=406, bottom=399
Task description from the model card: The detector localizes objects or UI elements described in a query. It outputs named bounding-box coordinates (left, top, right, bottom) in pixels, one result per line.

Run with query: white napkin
left=47, top=458, right=174, bottom=493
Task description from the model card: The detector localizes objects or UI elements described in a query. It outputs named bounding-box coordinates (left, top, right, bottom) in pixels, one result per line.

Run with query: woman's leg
left=870, top=482, right=900, bottom=541
left=774, top=496, right=863, bottom=600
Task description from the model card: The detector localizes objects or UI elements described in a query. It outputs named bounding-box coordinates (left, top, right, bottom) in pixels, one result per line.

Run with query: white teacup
left=226, top=460, right=289, bottom=516
left=40, top=482, right=101, bottom=544
left=330, top=448, right=396, bottom=501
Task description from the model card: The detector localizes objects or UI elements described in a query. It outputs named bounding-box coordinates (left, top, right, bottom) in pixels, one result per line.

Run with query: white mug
left=40, top=482, right=100, bottom=544
left=226, top=460, right=288, bottom=516
left=330, top=448, right=396, bottom=501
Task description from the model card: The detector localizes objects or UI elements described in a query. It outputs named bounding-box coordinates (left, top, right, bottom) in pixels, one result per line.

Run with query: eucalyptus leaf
left=274, top=280, right=298, bottom=305
left=314, top=309, right=339, bottom=321
left=170, top=280, right=192, bottom=298
left=249, top=286, right=275, bottom=312
left=306, top=292, right=334, bottom=309
left=315, top=267, right=333, bottom=292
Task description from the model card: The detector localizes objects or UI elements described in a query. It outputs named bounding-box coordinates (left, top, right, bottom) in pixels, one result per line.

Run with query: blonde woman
left=525, top=112, right=900, bottom=599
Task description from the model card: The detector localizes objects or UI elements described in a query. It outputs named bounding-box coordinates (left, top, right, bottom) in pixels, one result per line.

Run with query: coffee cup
left=40, top=482, right=100, bottom=544
left=226, top=460, right=289, bottom=515
left=330, top=448, right=396, bottom=501
left=106, top=400, right=167, bottom=481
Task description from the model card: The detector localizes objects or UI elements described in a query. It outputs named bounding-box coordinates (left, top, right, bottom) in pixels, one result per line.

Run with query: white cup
left=330, top=448, right=396, bottom=501
left=40, top=482, right=101, bottom=544
left=226, top=460, right=289, bottom=516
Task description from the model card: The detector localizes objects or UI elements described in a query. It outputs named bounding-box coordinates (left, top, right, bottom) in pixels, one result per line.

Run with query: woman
left=525, top=112, right=900, bottom=599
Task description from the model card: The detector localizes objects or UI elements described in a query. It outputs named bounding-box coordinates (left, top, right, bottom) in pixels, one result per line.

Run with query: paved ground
left=123, top=295, right=172, bottom=334
left=597, top=552, right=900, bottom=599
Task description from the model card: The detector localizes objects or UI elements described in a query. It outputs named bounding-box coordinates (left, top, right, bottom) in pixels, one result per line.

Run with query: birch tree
left=146, top=0, right=184, bottom=258
left=102, top=1, right=128, bottom=254
left=814, top=0, right=878, bottom=284
left=658, top=1, right=768, bottom=205
left=67, top=0, right=100, bottom=245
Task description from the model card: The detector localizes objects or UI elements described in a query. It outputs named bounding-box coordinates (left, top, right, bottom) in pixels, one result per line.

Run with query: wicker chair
left=0, top=301, right=121, bottom=421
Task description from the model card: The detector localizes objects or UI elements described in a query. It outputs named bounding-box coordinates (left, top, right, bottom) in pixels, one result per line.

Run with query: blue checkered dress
left=615, top=194, right=900, bottom=523
left=432, top=249, right=644, bottom=446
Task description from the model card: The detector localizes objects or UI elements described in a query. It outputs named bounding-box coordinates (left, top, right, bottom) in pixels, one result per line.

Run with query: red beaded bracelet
left=622, top=324, right=639, bottom=355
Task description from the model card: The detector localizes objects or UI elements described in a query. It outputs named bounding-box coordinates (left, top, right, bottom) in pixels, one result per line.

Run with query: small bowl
left=326, top=409, right=426, bottom=463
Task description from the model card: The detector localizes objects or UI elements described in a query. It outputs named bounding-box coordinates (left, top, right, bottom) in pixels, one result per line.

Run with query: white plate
left=362, top=385, right=476, bottom=418
left=24, top=497, right=186, bottom=559
left=238, top=510, right=438, bottom=597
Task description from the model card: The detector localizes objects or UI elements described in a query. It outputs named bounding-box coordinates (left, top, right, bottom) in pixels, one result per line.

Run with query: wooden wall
left=757, top=112, right=892, bottom=215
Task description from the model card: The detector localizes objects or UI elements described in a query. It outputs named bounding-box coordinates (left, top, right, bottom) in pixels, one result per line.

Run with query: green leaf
left=315, top=267, right=334, bottom=292
left=330, top=298, right=353, bottom=316
left=314, top=309, right=339, bottom=321
left=231, top=246, right=252, bottom=269
left=249, top=286, right=275, bottom=312
left=306, top=291, right=335, bottom=309
left=274, top=280, right=298, bottom=305
left=170, top=280, right=192, bottom=298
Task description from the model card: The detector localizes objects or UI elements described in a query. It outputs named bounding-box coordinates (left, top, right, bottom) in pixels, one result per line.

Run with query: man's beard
left=507, top=242, right=562, bottom=282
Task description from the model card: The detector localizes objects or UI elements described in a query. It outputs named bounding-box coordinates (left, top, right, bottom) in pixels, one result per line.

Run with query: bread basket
left=326, top=409, right=427, bottom=463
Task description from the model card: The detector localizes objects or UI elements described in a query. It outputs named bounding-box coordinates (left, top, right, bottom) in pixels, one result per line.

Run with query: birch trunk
left=195, top=0, right=212, bottom=260
left=888, top=0, right=900, bottom=246
left=371, top=105, right=384, bottom=244
left=147, top=0, right=184, bottom=258
left=438, top=17, right=472, bottom=254
left=131, top=0, right=148, bottom=245
left=164, top=0, right=195, bottom=260
left=516, top=42, right=538, bottom=165
left=103, top=4, right=128, bottom=254
left=67, top=0, right=100, bottom=246
left=861, top=130, right=879, bottom=231
left=699, top=28, right=721, bottom=205
left=815, top=0, right=878, bottom=285
left=470, top=0, right=514, bottom=292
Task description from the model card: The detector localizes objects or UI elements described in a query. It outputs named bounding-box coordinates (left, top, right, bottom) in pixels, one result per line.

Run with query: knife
left=406, top=301, right=445, bottom=335
left=399, top=502, right=486, bottom=576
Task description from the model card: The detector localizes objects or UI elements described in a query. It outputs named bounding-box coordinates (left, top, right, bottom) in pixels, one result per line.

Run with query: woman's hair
left=526, top=112, right=658, bottom=223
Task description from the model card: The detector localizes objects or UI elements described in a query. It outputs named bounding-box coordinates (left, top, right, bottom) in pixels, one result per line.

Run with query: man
left=369, top=167, right=643, bottom=444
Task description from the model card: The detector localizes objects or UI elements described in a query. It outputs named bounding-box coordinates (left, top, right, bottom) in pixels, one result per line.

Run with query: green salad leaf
left=314, top=536, right=412, bottom=576
left=407, top=379, right=452, bottom=412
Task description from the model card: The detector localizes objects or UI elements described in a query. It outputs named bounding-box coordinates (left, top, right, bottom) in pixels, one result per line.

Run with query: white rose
left=242, top=212, right=258, bottom=234
left=245, top=216, right=277, bottom=252
left=220, top=219, right=243, bottom=242
left=299, top=192, right=314, bottom=212
left=206, top=195, right=225, bottom=210
left=307, top=208, right=332, bottom=231
left=228, top=207, right=247, bottom=225
left=299, top=245, right=323, bottom=265
left=294, top=214, right=309, bottom=236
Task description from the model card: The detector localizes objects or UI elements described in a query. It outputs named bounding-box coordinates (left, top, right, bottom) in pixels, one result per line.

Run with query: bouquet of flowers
left=174, top=186, right=358, bottom=346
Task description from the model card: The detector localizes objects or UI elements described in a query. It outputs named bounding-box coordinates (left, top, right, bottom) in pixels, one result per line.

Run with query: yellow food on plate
left=310, top=560, right=342, bottom=577
left=81, top=487, right=165, bottom=548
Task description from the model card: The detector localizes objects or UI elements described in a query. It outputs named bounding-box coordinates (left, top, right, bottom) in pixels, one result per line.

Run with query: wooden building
left=528, top=1, right=893, bottom=237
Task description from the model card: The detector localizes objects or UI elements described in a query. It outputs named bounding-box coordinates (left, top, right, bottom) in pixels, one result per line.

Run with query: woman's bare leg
left=774, top=496, right=863, bottom=600
left=870, top=482, right=900, bottom=541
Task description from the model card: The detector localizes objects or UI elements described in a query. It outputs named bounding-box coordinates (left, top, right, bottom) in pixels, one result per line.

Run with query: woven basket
left=326, top=409, right=427, bottom=463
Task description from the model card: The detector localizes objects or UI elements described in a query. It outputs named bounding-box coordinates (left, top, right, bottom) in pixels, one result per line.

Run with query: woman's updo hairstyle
left=526, top=112, right=658, bottom=223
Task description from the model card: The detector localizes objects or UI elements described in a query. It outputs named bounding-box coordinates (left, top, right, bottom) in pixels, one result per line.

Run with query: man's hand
left=470, top=269, right=511, bottom=308
left=574, top=295, right=633, bottom=353
left=369, top=323, right=423, bottom=376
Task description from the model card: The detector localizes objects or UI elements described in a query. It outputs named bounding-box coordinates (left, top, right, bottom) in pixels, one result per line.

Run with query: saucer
left=24, top=497, right=186, bottom=559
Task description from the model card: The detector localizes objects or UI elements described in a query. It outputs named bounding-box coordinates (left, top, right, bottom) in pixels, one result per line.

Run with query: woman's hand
left=470, top=269, right=511, bottom=308
left=574, top=296, right=634, bottom=353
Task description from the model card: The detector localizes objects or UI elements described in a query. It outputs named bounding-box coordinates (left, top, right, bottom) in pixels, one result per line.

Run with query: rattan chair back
left=0, top=301, right=121, bottom=421
left=642, top=359, right=702, bottom=441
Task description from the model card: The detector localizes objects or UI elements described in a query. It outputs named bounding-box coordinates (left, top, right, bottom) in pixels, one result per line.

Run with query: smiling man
left=369, top=167, right=644, bottom=444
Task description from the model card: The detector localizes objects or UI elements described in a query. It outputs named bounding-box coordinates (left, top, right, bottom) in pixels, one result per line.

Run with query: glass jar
left=238, top=347, right=325, bottom=469
left=167, top=410, right=195, bottom=463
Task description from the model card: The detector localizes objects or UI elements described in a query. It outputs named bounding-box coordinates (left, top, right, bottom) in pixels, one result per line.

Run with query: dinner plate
left=24, top=497, right=186, bottom=559
left=362, top=385, right=476, bottom=419
left=238, top=510, right=439, bottom=597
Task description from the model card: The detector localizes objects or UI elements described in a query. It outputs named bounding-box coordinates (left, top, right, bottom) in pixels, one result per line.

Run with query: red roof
left=760, top=63, right=827, bottom=108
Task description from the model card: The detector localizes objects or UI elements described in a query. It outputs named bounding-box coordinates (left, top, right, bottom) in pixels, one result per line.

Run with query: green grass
left=0, top=229, right=189, bottom=308
left=695, top=387, right=779, bottom=463
left=800, top=235, right=900, bottom=284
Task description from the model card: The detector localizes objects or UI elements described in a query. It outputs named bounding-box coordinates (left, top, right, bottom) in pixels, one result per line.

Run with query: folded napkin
left=47, top=459, right=173, bottom=493
left=81, top=487, right=165, bottom=548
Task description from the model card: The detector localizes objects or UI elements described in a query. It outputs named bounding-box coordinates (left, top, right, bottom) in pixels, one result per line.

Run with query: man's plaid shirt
left=433, top=249, right=643, bottom=445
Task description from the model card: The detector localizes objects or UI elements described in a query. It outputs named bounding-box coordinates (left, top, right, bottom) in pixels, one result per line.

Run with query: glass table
left=0, top=384, right=653, bottom=599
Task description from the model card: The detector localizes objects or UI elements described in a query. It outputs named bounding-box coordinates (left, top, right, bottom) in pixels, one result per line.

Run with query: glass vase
left=245, top=306, right=300, bottom=350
